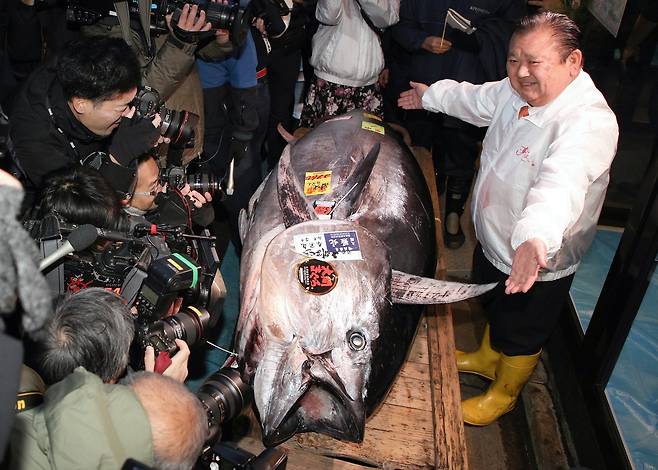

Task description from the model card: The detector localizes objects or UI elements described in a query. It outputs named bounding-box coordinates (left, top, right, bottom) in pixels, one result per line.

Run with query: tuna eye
left=347, top=331, right=367, bottom=351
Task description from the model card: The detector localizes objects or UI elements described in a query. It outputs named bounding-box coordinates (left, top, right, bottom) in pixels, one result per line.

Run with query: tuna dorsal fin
left=391, top=270, right=497, bottom=304
left=330, top=142, right=381, bottom=219
left=277, top=145, right=316, bottom=227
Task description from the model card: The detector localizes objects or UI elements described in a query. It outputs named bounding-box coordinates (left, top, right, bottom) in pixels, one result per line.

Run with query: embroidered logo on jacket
left=514, top=146, right=535, bottom=166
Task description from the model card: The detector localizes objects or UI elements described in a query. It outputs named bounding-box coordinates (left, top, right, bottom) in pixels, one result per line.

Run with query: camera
left=132, top=86, right=198, bottom=147
left=160, top=165, right=222, bottom=195
left=132, top=304, right=211, bottom=367
left=64, top=0, right=251, bottom=45
left=197, top=367, right=250, bottom=444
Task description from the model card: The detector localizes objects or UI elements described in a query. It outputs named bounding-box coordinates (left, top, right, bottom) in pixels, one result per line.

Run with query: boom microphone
left=39, top=224, right=98, bottom=271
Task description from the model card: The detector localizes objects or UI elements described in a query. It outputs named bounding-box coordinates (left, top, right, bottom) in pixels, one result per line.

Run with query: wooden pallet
left=234, top=145, right=468, bottom=469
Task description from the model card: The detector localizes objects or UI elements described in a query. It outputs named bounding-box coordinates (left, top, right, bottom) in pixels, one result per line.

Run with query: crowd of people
left=0, top=0, right=623, bottom=468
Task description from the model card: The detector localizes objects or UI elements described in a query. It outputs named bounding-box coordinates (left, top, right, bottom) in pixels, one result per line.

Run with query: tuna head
left=248, top=220, right=392, bottom=446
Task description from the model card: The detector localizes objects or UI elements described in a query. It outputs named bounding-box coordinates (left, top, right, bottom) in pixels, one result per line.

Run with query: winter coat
left=10, top=367, right=155, bottom=470
left=311, top=0, right=400, bottom=87
left=391, top=0, right=525, bottom=84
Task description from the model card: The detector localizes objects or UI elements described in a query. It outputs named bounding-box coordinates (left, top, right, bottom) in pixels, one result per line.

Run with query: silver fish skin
left=237, top=110, right=436, bottom=446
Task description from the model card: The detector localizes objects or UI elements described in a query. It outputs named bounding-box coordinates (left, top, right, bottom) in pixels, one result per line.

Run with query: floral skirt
left=299, top=78, right=383, bottom=129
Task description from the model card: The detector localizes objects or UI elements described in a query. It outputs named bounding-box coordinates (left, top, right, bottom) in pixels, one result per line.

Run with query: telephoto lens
left=159, top=108, right=199, bottom=146
left=186, top=172, right=221, bottom=194
left=160, top=306, right=211, bottom=346
left=196, top=368, right=251, bottom=444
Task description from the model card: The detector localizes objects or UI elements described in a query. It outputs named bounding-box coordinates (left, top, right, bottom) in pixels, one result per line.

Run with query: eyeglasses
left=131, top=189, right=160, bottom=197
left=131, top=180, right=163, bottom=197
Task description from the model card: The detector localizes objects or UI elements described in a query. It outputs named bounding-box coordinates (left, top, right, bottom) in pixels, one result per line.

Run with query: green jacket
left=10, top=368, right=154, bottom=470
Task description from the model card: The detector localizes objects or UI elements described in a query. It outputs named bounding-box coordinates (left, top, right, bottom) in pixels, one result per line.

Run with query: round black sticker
left=297, top=259, right=338, bottom=295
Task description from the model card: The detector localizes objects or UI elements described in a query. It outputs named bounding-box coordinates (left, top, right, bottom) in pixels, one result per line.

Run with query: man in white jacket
left=399, top=11, right=618, bottom=425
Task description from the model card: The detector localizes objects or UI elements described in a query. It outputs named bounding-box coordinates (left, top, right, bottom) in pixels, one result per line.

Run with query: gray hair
left=41, top=288, right=134, bottom=384
left=126, top=372, right=208, bottom=470
left=514, top=11, right=582, bottom=61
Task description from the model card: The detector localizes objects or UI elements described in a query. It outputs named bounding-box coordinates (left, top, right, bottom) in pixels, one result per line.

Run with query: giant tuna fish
left=236, top=110, right=494, bottom=446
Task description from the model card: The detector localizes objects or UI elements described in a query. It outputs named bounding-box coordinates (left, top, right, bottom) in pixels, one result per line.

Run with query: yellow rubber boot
left=462, top=351, right=541, bottom=426
left=456, top=324, right=499, bottom=380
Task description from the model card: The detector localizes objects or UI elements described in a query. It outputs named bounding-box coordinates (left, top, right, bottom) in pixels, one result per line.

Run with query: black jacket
left=9, top=65, right=110, bottom=199
left=391, top=0, right=525, bottom=84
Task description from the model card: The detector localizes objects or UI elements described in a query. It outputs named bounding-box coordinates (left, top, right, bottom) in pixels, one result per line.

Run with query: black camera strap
left=45, top=94, right=82, bottom=163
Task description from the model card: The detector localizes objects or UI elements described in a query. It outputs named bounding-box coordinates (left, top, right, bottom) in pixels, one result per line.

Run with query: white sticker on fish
left=293, top=231, right=363, bottom=261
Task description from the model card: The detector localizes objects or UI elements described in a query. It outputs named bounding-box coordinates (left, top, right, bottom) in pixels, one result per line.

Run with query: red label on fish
left=297, top=259, right=338, bottom=295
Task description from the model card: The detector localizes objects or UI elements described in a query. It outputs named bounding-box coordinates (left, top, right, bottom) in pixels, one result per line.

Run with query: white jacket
left=422, top=71, right=619, bottom=280
left=311, top=0, right=399, bottom=87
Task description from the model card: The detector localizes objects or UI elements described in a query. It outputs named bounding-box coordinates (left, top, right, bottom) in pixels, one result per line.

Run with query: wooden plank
left=413, top=145, right=469, bottom=470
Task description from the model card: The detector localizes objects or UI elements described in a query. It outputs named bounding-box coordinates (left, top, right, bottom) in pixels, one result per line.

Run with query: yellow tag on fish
left=362, top=121, right=385, bottom=135
left=363, top=112, right=382, bottom=121
left=304, top=171, right=332, bottom=195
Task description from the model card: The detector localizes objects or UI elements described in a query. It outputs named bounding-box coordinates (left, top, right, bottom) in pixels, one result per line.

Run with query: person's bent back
left=10, top=368, right=207, bottom=470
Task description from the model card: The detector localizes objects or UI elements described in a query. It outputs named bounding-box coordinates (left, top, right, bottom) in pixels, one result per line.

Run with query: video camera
left=28, top=215, right=226, bottom=362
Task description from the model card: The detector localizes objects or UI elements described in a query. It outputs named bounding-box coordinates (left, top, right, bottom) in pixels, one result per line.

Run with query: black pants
left=265, top=46, right=301, bottom=168
left=202, top=84, right=263, bottom=252
left=472, top=245, right=575, bottom=356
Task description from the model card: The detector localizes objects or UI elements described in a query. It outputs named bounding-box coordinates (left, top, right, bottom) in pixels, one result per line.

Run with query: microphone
left=39, top=224, right=99, bottom=271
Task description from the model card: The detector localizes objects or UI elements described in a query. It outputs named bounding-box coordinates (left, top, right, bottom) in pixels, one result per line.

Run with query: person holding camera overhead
left=82, top=0, right=240, bottom=165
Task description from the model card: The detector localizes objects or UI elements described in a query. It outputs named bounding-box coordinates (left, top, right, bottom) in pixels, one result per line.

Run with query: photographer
left=83, top=1, right=238, bottom=164
left=34, top=165, right=131, bottom=231
left=9, top=36, right=163, bottom=209
left=38, top=288, right=191, bottom=385
left=10, top=368, right=206, bottom=470
left=124, top=154, right=215, bottom=228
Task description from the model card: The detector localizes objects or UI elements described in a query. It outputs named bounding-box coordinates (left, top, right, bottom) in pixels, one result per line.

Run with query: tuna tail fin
left=390, top=270, right=497, bottom=304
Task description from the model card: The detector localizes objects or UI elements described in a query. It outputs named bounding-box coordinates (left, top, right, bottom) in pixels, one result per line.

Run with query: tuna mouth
left=261, top=382, right=365, bottom=447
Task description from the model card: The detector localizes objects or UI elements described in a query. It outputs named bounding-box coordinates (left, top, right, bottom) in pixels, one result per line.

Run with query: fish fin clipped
left=391, top=270, right=497, bottom=304
left=276, top=146, right=316, bottom=227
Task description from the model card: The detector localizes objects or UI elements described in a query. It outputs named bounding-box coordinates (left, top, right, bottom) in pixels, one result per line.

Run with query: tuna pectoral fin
left=391, top=270, right=497, bottom=304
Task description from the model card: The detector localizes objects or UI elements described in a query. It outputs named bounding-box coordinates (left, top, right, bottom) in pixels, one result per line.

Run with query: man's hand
left=398, top=82, right=429, bottom=110
left=144, top=339, right=190, bottom=383
left=253, top=17, right=266, bottom=34
left=166, top=3, right=212, bottom=32
left=109, top=112, right=162, bottom=166
left=180, top=184, right=212, bottom=208
left=421, top=36, right=452, bottom=54
left=505, top=238, right=548, bottom=294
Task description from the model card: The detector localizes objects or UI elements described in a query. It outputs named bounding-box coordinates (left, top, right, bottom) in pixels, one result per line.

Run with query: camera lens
left=160, top=109, right=199, bottom=146
left=205, top=2, right=239, bottom=30
left=186, top=172, right=221, bottom=194
left=196, top=368, right=251, bottom=443
left=160, top=306, right=211, bottom=346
